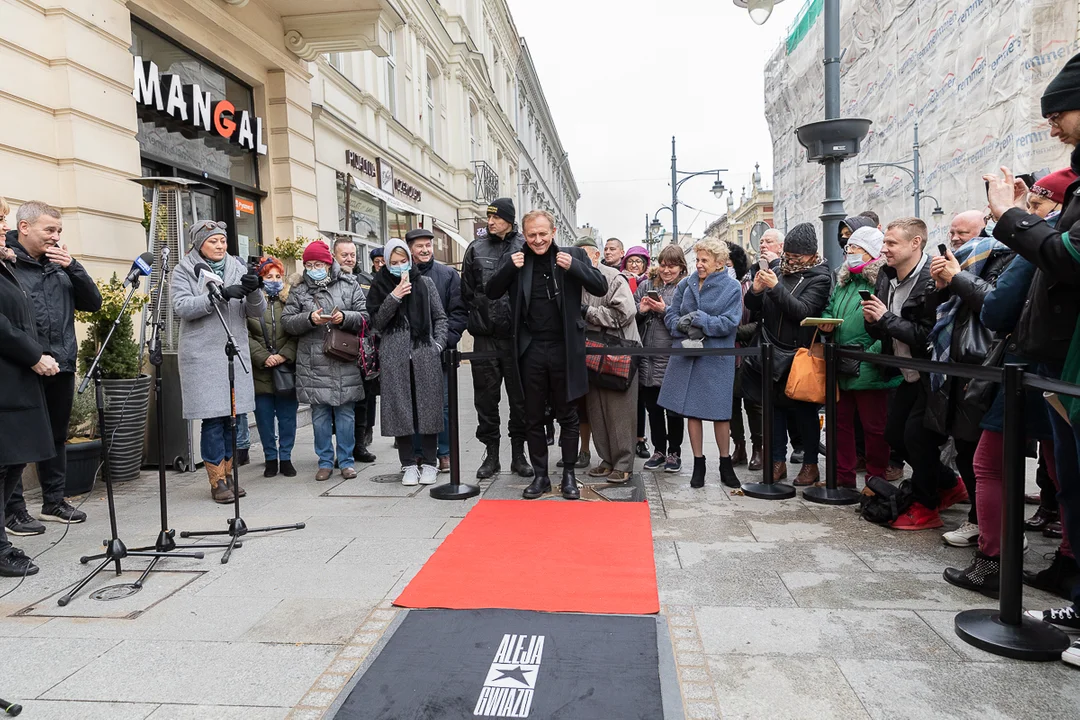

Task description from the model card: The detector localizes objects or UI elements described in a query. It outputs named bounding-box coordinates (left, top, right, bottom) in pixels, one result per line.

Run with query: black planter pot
left=65, top=439, right=102, bottom=496
left=101, top=374, right=152, bottom=482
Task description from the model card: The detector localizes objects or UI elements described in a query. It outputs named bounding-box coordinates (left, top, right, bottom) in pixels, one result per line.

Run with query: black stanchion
left=954, top=363, right=1070, bottom=660
left=0, top=697, right=22, bottom=716
left=804, top=339, right=860, bottom=505
left=742, top=342, right=796, bottom=500
left=431, top=348, right=481, bottom=500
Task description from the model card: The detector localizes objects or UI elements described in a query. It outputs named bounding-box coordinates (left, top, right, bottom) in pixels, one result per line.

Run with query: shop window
left=387, top=210, right=415, bottom=242
left=336, top=172, right=381, bottom=243
left=234, top=192, right=259, bottom=259
left=130, top=21, right=258, bottom=189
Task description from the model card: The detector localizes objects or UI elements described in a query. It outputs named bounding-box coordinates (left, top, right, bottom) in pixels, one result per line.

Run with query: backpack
left=357, top=315, right=380, bottom=381
left=859, top=476, right=914, bottom=524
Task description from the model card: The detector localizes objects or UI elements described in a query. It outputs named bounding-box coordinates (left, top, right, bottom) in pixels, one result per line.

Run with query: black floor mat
left=333, top=609, right=664, bottom=720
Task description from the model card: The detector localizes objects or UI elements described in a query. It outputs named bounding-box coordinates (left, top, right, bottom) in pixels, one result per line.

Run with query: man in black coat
left=4, top=202, right=101, bottom=537
left=487, top=210, right=608, bottom=500
left=0, top=224, right=57, bottom=576
left=863, top=217, right=961, bottom=531
left=460, top=198, right=530, bottom=480
left=406, top=228, right=468, bottom=471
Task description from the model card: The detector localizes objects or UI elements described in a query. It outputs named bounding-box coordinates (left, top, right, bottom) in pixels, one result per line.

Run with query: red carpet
left=394, top=499, right=659, bottom=615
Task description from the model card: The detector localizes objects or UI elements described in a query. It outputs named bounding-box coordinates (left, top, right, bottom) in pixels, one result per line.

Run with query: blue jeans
left=1048, top=406, right=1080, bottom=608
left=201, top=416, right=234, bottom=465
left=312, top=403, right=355, bottom=469
left=771, top=403, right=819, bottom=464
left=413, top=372, right=449, bottom=458
left=254, top=394, right=299, bottom=461
left=236, top=413, right=250, bottom=450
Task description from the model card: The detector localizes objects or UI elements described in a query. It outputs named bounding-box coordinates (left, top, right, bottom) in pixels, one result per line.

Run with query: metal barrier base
left=740, top=482, right=796, bottom=500
left=954, top=609, right=1070, bottom=661
left=430, top=482, right=481, bottom=500
left=802, top=485, right=861, bottom=506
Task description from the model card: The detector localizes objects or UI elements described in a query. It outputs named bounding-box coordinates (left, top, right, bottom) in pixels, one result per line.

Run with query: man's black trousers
left=522, top=339, right=578, bottom=475
left=7, top=372, right=75, bottom=513
left=471, top=335, right=526, bottom=446
left=884, top=379, right=957, bottom=510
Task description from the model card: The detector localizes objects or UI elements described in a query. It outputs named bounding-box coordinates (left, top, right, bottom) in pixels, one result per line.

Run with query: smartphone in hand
left=759, top=257, right=770, bottom=271
left=646, top=290, right=661, bottom=302
left=938, top=243, right=948, bottom=257
left=858, top=289, right=874, bottom=302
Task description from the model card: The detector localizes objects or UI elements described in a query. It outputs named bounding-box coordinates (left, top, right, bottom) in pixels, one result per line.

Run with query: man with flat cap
left=486, top=209, right=608, bottom=500
left=461, top=197, right=533, bottom=480
left=406, top=228, right=467, bottom=471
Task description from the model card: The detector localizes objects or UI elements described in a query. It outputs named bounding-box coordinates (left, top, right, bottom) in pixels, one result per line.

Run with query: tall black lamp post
left=861, top=122, right=945, bottom=219
left=670, top=137, right=727, bottom=246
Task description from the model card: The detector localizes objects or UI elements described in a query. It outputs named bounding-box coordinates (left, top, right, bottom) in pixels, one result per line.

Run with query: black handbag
left=585, top=328, right=640, bottom=392
left=260, top=312, right=296, bottom=398
left=951, top=335, right=1009, bottom=442
left=953, top=314, right=994, bottom=365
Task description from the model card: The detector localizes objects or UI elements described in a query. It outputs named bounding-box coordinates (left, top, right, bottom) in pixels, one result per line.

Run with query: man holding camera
left=4, top=202, right=101, bottom=537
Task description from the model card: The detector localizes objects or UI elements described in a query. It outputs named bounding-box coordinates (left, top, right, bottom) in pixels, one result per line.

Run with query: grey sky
left=506, top=0, right=804, bottom=244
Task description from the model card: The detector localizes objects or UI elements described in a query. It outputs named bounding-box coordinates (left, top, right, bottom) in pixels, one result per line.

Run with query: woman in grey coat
left=172, top=220, right=266, bottom=503
left=366, top=239, right=447, bottom=487
left=635, top=244, right=688, bottom=474
left=281, top=241, right=367, bottom=482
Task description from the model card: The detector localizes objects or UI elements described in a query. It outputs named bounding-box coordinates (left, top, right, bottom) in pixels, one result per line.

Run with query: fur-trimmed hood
left=835, top=256, right=886, bottom=288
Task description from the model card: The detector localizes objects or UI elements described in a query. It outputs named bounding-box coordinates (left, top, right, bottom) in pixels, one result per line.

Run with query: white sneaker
left=401, top=466, right=420, bottom=486
left=1063, top=639, right=1080, bottom=668
left=942, top=521, right=979, bottom=548
left=419, top=465, right=438, bottom=485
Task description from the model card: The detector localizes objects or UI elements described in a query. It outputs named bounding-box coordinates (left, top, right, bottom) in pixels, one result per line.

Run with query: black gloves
left=676, top=313, right=694, bottom=335
left=240, top=272, right=262, bottom=294
left=221, top=285, right=247, bottom=301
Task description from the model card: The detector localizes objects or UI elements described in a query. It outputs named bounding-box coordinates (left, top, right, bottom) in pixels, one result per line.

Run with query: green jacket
left=247, top=293, right=299, bottom=396
left=822, top=258, right=902, bottom=392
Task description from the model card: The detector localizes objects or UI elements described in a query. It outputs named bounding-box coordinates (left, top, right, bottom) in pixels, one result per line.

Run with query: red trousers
left=836, top=389, right=891, bottom=487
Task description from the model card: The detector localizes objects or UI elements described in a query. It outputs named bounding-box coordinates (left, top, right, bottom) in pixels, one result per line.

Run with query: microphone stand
left=181, top=291, right=305, bottom=563
left=129, top=252, right=225, bottom=585
left=59, top=276, right=201, bottom=606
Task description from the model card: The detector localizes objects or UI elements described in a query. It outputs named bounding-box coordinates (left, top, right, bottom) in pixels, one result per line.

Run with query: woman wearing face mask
left=623, top=245, right=653, bottom=458
left=659, top=239, right=744, bottom=489
left=282, top=241, right=368, bottom=482
left=635, top=245, right=688, bottom=473
left=366, top=239, right=448, bottom=487
left=819, top=227, right=900, bottom=489
left=744, top=222, right=832, bottom=486
left=247, top=257, right=299, bottom=479
left=173, top=220, right=266, bottom=503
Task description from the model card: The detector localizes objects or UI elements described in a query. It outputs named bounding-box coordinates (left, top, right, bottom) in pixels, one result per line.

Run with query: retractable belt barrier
left=831, top=341, right=1077, bottom=661
left=435, top=342, right=794, bottom=501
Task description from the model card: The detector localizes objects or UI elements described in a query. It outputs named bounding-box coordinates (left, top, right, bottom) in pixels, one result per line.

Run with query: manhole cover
left=89, top=584, right=141, bottom=601
left=371, top=473, right=403, bottom=484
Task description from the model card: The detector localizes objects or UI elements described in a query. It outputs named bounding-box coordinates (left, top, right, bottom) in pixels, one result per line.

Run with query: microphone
left=123, top=252, right=155, bottom=287
left=193, top=262, right=225, bottom=302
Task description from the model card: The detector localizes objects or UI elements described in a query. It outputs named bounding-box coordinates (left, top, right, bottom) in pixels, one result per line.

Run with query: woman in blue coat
left=659, top=238, right=743, bottom=489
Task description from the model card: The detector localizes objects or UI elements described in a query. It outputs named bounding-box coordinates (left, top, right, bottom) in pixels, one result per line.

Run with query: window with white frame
left=469, top=100, right=480, bottom=161
left=327, top=53, right=345, bottom=72
left=426, top=61, right=438, bottom=150
left=385, top=30, right=397, bottom=117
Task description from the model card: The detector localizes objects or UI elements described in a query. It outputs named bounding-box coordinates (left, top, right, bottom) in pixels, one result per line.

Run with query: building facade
left=516, top=39, right=578, bottom=238
left=703, top=164, right=774, bottom=258
left=1, top=0, right=575, bottom=278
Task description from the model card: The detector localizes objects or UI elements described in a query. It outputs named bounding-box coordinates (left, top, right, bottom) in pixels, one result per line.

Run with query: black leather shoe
left=1044, top=521, right=1063, bottom=539
left=719, top=456, right=740, bottom=488
left=943, top=552, right=1000, bottom=599
left=280, top=460, right=297, bottom=477
left=691, top=456, right=706, bottom=488
left=477, top=443, right=501, bottom=480
left=354, top=447, right=377, bottom=464
left=748, top=447, right=763, bottom=472
left=523, top=476, right=551, bottom=499
left=1024, top=506, right=1059, bottom=532
left=1023, top=550, right=1080, bottom=600
left=635, top=440, right=650, bottom=459
left=561, top=470, right=580, bottom=500
left=236, top=448, right=250, bottom=466
left=263, top=460, right=279, bottom=478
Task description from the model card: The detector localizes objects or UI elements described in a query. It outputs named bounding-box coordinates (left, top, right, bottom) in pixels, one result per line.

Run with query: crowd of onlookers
left=4, top=51, right=1080, bottom=669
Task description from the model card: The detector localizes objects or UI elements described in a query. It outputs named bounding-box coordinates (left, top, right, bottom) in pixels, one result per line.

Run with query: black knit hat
left=1042, top=52, right=1080, bottom=116
left=487, top=197, right=515, bottom=225
left=785, top=222, right=818, bottom=256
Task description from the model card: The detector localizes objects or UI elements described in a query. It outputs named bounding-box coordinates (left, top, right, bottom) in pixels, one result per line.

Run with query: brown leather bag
left=323, top=326, right=360, bottom=362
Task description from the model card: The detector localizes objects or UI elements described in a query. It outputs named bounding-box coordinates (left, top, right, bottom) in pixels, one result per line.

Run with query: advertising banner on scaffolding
left=765, top=0, right=1078, bottom=247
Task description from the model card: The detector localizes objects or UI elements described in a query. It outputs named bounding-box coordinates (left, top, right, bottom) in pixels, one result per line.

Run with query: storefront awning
left=435, top=219, right=472, bottom=250
left=352, top=175, right=423, bottom=217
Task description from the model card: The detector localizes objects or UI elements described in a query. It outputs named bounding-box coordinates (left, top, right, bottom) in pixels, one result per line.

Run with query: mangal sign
left=132, top=57, right=268, bottom=156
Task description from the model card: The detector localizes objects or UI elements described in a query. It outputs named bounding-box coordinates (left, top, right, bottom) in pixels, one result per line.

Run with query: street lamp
left=669, top=136, right=727, bottom=245
left=649, top=206, right=673, bottom=256
left=859, top=121, right=932, bottom=218
left=921, top=194, right=945, bottom=218
left=733, top=0, right=784, bottom=25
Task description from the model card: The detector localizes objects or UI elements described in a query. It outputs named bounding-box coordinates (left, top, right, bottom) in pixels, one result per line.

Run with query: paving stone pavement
left=2, top=370, right=1077, bottom=718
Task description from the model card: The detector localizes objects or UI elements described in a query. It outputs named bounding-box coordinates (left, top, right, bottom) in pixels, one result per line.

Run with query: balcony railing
left=472, top=161, right=499, bottom=204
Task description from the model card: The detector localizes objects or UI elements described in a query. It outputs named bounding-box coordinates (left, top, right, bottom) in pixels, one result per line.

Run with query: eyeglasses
left=1048, top=113, right=1062, bottom=129
left=193, top=220, right=227, bottom=232
left=303, top=261, right=328, bottom=270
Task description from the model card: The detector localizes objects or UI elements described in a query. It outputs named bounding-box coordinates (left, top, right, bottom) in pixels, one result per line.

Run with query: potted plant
left=65, top=379, right=101, bottom=496
left=75, top=274, right=151, bottom=482
left=265, top=235, right=306, bottom=276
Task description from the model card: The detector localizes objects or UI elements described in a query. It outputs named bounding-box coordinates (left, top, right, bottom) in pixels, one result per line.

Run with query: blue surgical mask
left=263, top=280, right=283, bottom=296
left=389, top=263, right=411, bottom=277
left=306, top=268, right=328, bottom=282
